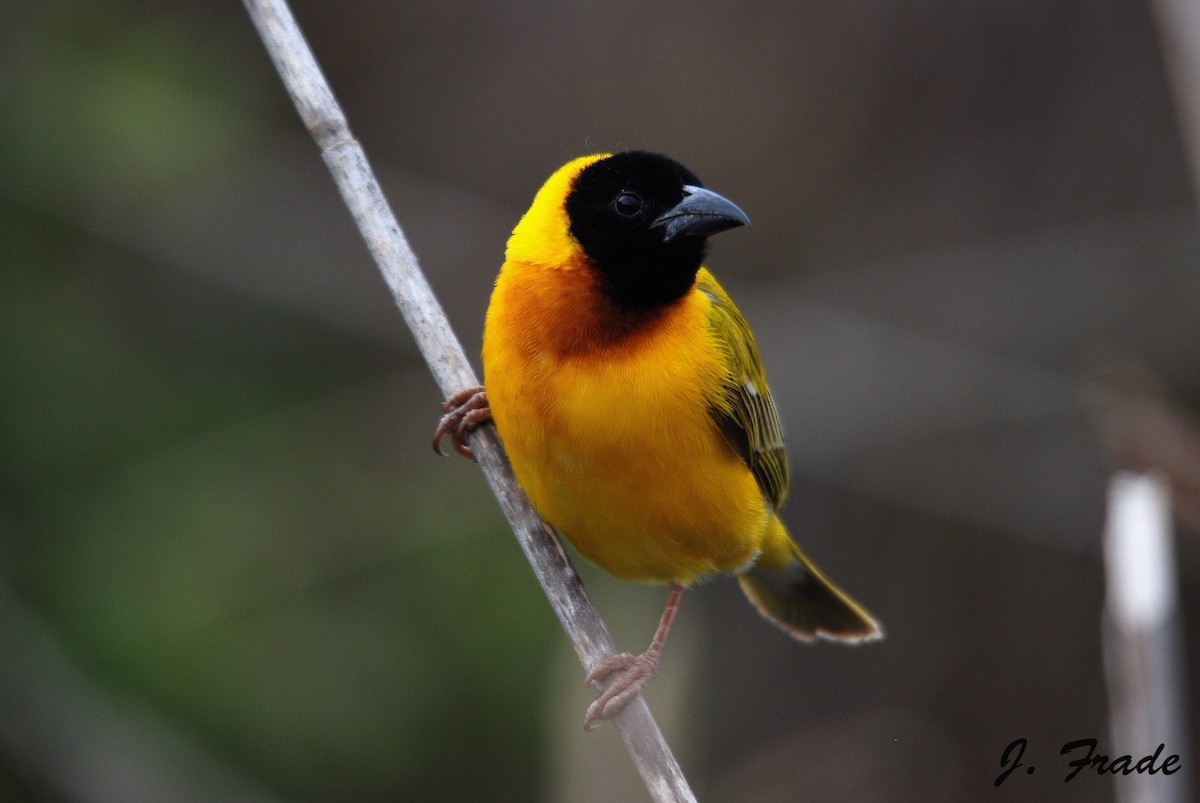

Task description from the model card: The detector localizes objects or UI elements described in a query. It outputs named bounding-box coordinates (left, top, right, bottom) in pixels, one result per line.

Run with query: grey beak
left=650, top=185, right=750, bottom=243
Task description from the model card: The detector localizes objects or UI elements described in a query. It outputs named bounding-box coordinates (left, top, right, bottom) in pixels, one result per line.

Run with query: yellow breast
left=482, top=261, right=771, bottom=585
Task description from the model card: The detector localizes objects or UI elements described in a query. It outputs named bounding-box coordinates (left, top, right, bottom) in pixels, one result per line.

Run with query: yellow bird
left=435, top=152, right=881, bottom=729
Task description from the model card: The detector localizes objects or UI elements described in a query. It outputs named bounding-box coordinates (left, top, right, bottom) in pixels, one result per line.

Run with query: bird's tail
left=738, top=517, right=882, bottom=643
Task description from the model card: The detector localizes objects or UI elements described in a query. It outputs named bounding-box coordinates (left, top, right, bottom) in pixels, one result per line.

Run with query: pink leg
left=583, top=584, right=684, bottom=730
left=432, top=385, right=490, bottom=460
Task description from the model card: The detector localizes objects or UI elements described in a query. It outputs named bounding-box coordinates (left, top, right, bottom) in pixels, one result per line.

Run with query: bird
left=434, top=151, right=881, bottom=729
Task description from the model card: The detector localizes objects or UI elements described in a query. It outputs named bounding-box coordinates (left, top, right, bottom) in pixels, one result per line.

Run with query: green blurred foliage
left=0, top=3, right=560, bottom=800
left=4, top=4, right=264, bottom=207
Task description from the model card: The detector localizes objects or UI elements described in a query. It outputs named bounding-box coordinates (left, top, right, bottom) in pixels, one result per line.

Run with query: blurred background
left=3, top=0, right=1199, bottom=800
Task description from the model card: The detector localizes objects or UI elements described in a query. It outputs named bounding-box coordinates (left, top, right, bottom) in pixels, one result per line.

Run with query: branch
left=240, top=2, right=696, bottom=800
left=1101, top=473, right=1192, bottom=802
left=1151, top=0, right=1200, bottom=203
left=1085, top=367, right=1200, bottom=537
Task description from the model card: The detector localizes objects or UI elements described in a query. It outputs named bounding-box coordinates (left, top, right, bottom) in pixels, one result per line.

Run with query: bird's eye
left=613, top=192, right=644, bottom=218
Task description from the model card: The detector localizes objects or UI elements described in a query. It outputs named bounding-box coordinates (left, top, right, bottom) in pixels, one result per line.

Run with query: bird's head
left=508, top=151, right=749, bottom=308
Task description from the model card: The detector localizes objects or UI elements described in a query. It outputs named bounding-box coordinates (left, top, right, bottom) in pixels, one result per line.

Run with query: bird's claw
left=432, top=385, right=490, bottom=460
left=583, top=651, right=662, bottom=730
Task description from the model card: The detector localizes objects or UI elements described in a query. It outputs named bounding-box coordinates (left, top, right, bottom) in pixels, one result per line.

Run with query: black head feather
left=566, top=151, right=738, bottom=308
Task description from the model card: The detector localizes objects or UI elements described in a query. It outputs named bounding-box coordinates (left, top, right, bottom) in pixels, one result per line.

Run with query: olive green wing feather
left=697, top=270, right=790, bottom=510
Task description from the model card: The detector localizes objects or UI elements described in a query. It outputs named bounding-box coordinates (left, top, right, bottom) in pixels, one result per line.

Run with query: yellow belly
left=483, top=265, right=772, bottom=585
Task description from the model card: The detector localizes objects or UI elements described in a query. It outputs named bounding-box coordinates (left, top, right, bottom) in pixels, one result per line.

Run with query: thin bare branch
left=1101, top=473, right=1191, bottom=803
left=240, top=1, right=696, bottom=799
left=1151, top=0, right=1200, bottom=203
left=1085, top=367, right=1200, bottom=537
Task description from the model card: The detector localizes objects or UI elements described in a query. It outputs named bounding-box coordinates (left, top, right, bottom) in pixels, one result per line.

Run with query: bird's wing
left=697, top=269, right=790, bottom=510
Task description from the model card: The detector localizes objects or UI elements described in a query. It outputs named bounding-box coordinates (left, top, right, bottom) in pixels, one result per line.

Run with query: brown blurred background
left=3, top=0, right=1199, bottom=800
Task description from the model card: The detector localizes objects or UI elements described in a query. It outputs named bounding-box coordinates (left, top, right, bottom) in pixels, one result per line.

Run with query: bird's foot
left=432, top=385, right=490, bottom=460
left=583, top=650, right=662, bottom=730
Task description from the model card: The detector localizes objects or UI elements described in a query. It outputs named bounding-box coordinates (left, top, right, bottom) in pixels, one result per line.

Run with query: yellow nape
left=504, top=153, right=609, bottom=270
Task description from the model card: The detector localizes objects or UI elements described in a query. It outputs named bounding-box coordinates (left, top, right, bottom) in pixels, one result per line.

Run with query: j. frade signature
left=994, top=738, right=1182, bottom=786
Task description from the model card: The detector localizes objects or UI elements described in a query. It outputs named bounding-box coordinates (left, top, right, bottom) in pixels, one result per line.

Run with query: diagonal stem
left=240, top=1, right=697, bottom=800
